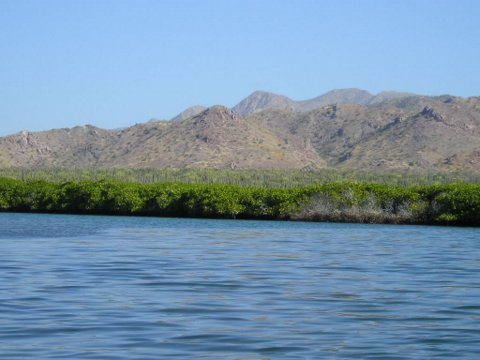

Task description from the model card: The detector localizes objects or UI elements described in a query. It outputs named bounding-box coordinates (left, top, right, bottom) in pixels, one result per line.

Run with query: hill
left=230, top=88, right=414, bottom=115
left=1, top=90, right=479, bottom=172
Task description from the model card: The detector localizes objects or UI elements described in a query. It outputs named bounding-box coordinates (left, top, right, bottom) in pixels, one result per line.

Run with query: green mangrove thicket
left=0, top=177, right=479, bottom=226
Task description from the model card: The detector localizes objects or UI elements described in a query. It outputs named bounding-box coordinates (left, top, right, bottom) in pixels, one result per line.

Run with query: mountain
left=0, top=106, right=323, bottom=169
left=296, top=88, right=373, bottom=112
left=1, top=90, right=479, bottom=172
left=0, top=126, right=116, bottom=168
left=231, top=88, right=413, bottom=116
left=339, top=98, right=480, bottom=170
left=231, top=91, right=296, bottom=116
left=111, top=105, right=324, bottom=169
left=171, top=105, right=207, bottom=121
left=368, top=91, right=415, bottom=105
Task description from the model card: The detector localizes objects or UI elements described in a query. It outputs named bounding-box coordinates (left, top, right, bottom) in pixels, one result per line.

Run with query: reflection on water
left=0, top=213, right=479, bottom=359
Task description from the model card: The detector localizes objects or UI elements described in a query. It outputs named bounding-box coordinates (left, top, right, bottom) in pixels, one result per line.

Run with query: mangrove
left=0, top=178, right=479, bottom=226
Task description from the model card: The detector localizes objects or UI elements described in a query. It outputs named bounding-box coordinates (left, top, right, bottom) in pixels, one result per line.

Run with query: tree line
left=1, top=167, right=480, bottom=188
left=1, top=177, right=479, bottom=226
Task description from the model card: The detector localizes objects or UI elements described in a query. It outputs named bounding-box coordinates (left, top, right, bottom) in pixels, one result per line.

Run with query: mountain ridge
left=1, top=89, right=479, bottom=172
left=228, top=88, right=417, bottom=116
left=171, top=88, right=414, bottom=120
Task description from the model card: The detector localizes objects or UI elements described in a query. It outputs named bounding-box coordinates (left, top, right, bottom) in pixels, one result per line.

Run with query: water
left=0, top=213, right=479, bottom=359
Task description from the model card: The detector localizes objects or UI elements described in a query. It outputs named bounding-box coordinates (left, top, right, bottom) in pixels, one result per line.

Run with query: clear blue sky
left=1, top=0, right=479, bottom=136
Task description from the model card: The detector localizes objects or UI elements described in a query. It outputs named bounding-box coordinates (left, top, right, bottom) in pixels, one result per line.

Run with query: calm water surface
left=0, top=213, right=479, bottom=359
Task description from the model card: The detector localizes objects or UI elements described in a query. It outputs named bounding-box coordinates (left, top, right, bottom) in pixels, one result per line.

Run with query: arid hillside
left=1, top=90, right=479, bottom=172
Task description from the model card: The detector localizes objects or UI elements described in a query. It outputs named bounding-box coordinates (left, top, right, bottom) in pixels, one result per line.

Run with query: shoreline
left=1, top=178, right=479, bottom=227
left=1, top=209, right=475, bottom=228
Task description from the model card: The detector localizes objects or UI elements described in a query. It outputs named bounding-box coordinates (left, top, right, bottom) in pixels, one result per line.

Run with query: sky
left=0, top=0, right=479, bottom=136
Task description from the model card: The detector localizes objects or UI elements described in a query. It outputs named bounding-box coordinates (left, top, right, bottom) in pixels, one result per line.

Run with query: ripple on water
left=0, top=214, right=479, bottom=359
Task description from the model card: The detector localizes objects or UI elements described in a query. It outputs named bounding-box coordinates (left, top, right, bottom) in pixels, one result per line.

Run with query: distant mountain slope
left=231, top=88, right=414, bottom=115
left=0, top=126, right=116, bottom=167
left=340, top=98, right=480, bottom=170
left=296, top=88, right=373, bottom=112
left=110, top=106, right=324, bottom=169
left=252, top=103, right=399, bottom=163
left=0, top=106, right=324, bottom=169
left=1, top=90, right=479, bottom=172
left=231, top=91, right=296, bottom=116
left=368, top=91, right=415, bottom=104
left=171, top=105, right=207, bottom=121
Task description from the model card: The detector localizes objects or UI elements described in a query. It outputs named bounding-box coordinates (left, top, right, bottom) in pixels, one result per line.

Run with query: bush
left=0, top=177, right=479, bottom=226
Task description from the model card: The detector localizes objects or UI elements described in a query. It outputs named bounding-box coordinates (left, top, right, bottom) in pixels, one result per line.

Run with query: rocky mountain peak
left=201, top=105, right=237, bottom=117
left=232, top=91, right=294, bottom=116
left=191, top=105, right=239, bottom=127
left=13, top=130, right=33, bottom=147
left=420, top=106, right=445, bottom=122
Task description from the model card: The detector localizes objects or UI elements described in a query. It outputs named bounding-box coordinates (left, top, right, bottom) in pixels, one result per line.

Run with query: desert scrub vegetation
left=292, top=183, right=423, bottom=224
left=1, top=167, right=480, bottom=188
left=0, top=178, right=479, bottom=226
